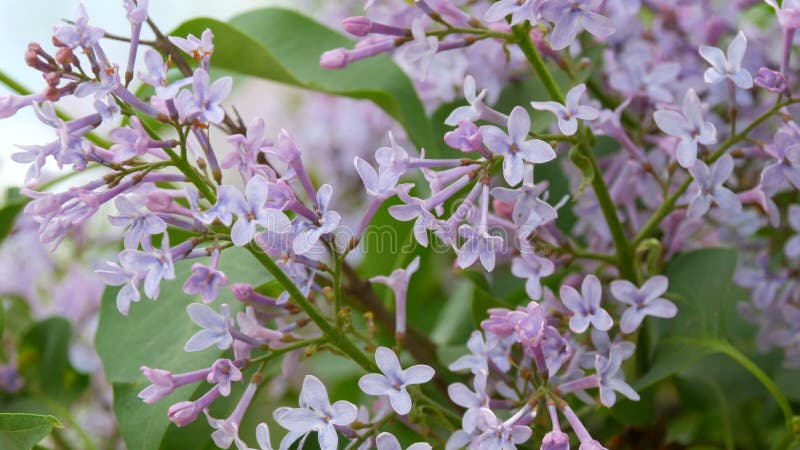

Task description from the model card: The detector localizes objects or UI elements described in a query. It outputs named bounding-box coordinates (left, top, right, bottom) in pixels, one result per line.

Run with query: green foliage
left=0, top=413, right=61, bottom=450
left=169, top=8, right=437, bottom=153
left=0, top=188, right=27, bottom=246
left=96, top=248, right=268, bottom=449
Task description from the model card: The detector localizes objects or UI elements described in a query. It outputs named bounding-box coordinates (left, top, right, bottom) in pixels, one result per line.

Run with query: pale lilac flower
left=183, top=249, right=228, bottom=303
left=95, top=260, right=141, bottom=315
left=292, top=184, right=341, bottom=255
left=560, top=275, right=613, bottom=333
left=481, top=106, right=555, bottom=186
left=541, top=0, right=615, bottom=51
left=754, top=67, right=789, bottom=94
left=542, top=327, right=572, bottom=376
left=596, top=346, right=639, bottom=407
left=169, top=29, right=215, bottom=69
left=449, top=331, right=512, bottom=374
left=199, top=185, right=243, bottom=226
left=786, top=205, right=800, bottom=258
left=610, top=275, right=677, bottom=334
left=491, top=183, right=558, bottom=229
left=274, top=375, right=358, bottom=450
left=761, top=131, right=800, bottom=195
left=471, top=406, right=532, bottom=450
left=184, top=303, right=234, bottom=352
left=699, top=31, right=753, bottom=89
left=542, top=404, right=569, bottom=450
left=687, top=154, right=742, bottom=218
left=231, top=176, right=291, bottom=246
left=562, top=406, right=608, bottom=450
left=354, top=156, right=402, bottom=201
left=402, top=19, right=438, bottom=80
left=108, top=195, right=167, bottom=249
left=484, top=0, right=539, bottom=25
left=53, top=3, right=105, bottom=49
left=207, top=359, right=242, bottom=397
left=448, top=370, right=488, bottom=433
left=653, top=89, right=717, bottom=168
left=118, top=236, right=175, bottom=299
left=10, top=142, right=55, bottom=184
left=446, top=76, right=488, bottom=126
left=137, top=366, right=210, bottom=404
left=138, top=49, right=190, bottom=99
left=765, top=0, right=800, bottom=28
left=376, top=432, right=432, bottom=450
left=444, top=121, right=484, bottom=153
left=457, top=224, right=505, bottom=272
left=182, top=68, right=232, bottom=124
left=0, top=93, right=45, bottom=120
left=205, top=382, right=257, bottom=449
left=388, top=186, right=436, bottom=247
left=168, top=387, right=221, bottom=427
left=370, top=256, right=420, bottom=336
left=530, top=84, right=599, bottom=136
left=359, top=346, right=434, bottom=415
left=511, top=251, right=555, bottom=300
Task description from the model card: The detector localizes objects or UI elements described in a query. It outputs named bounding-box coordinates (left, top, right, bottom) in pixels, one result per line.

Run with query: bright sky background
left=0, top=0, right=293, bottom=189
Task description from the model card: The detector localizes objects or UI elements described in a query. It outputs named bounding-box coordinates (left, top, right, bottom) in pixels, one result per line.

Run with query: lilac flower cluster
left=2, top=0, right=800, bottom=448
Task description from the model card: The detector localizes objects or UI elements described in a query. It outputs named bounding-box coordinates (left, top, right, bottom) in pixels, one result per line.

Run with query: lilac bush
left=1, top=0, right=800, bottom=449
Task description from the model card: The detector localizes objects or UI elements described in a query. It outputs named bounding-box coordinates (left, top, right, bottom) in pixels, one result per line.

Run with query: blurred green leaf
left=0, top=413, right=61, bottom=450
left=96, top=247, right=268, bottom=450
left=170, top=8, right=438, bottom=153
left=0, top=188, right=27, bottom=245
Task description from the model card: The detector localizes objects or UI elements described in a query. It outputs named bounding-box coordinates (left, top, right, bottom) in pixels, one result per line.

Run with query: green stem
left=333, top=252, right=344, bottom=324
left=512, top=25, right=636, bottom=280
left=246, top=243, right=377, bottom=372
left=632, top=99, right=799, bottom=247
left=247, top=337, right=326, bottom=365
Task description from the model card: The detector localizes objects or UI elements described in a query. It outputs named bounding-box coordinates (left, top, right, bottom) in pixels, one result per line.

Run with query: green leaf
left=636, top=247, right=738, bottom=389
left=17, top=318, right=89, bottom=404
left=0, top=188, right=27, bottom=245
left=0, top=413, right=62, bottom=450
left=95, top=247, right=268, bottom=450
left=568, top=145, right=594, bottom=198
left=170, top=8, right=437, bottom=152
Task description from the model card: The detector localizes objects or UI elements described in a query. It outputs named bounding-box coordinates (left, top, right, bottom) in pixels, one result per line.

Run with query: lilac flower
left=687, top=154, right=742, bottom=218
left=95, top=260, right=141, bottom=315
left=108, top=195, right=167, bottom=249
left=448, top=370, right=488, bottom=433
left=761, top=131, right=800, bottom=195
left=354, top=156, right=402, bottom=201
left=699, top=31, right=753, bottom=89
left=388, top=186, right=436, bottom=247
left=205, top=382, right=258, bottom=449
left=0, top=92, right=44, bottom=120
left=484, top=0, right=539, bottom=25
left=274, top=375, right=358, bottom=450
left=10, top=142, right=56, bottom=184
left=471, top=406, right=532, bottom=450
left=562, top=406, right=608, bottom=450
left=530, top=84, right=600, bottom=136
left=369, top=256, right=420, bottom=337
left=444, top=121, right=484, bottom=153
left=786, top=205, right=800, bottom=258
left=206, top=359, right=242, bottom=397
left=376, top=432, right=432, bottom=450
left=183, top=249, right=228, bottom=303
left=446, top=76, right=489, bottom=126
left=480, top=107, right=556, bottom=186
left=138, top=49, right=190, bottom=99
left=596, top=346, right=639, bottom=407
left=541, top=0, right=616, bottom=51
left=180, top=68, right=232, bottom=124
left=231, top=176, right=291, bottom=246
left=541, top=404, right=570, bottom=450
left=118, top=236, right=175, bottom=299
left=53, top=3, right=105, bottom=49
left=168, top=387, right=222, bottom=427
left=754, top=67, right=789, bottom=94
left=449, top=331, right=512, bottom=374
left=402, top=19, right=438, bottom=80
left=542, top=327, right=572, bottom=376
left=292, top=184, right=341, bottom=255
left=610, top=275, right=677, bottom=334
left=137, top=366, right=210, bottom=404
left=511, top=251, right=555, bottom=300
left=184, top=303, right=234, bottom=352
left=491, top=183, right=558, bottom=229
left=199, top=185, right=243, bottom=226
left=169, top=29, right=215, bottom=69
left=560, top=275, right=613, bottom=333
left=457, top=224, right=505, bottom=272
left=359, top=346, right=434, bottom=415
left=653, top=89, right=717, bottom=168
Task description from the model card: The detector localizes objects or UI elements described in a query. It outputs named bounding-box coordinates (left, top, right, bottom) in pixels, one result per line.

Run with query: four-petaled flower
left=358, top=346, right=435, bottom=415
left=292, top=184, right=341, bottom=255
left=653, top=89, right=717, bottom=168
left=184, top=303, right=234, bottom=352
left=699, top=31, right=753, bottom=89
left=687, top=154, right=742, bottom=218
left=596, top=346, right=640, bottom=407
left=206, top=358, right=242, bottom=397
left=530, top=84, right=599, bottom=136
left=541, top=0, right=616, bottom=51
left=484, top=0, right=539, bottom=25
left=610, top=275, right=677, bottom=334
left=480, top=106, right=556, bottom=186
left=230, top=176, right=291, bottom=246
left=402, top=18, right=438, bottom=80
left=273, top=375, right=358, bottom=450
left=560, top=275, right=613, bottom=333
left=761, top=131, right=800, bottom=195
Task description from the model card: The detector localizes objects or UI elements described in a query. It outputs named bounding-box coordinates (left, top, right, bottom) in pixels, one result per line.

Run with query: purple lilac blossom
left=358, top=346, right=435, bottom=415
left=610, top=275, right=677, bottom=334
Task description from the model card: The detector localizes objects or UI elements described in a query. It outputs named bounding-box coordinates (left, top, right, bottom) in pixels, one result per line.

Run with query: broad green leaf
left=636, top=247, right=738, bottom=389
left=17, top=317, right=89, bottom=404
left=0, top=413, right=61, bottom=450
left=0, top=188, right=27, bottom=245
left=170, top=8, right=437, bottom=153
left=96, top=247, right=268, bottom=450
left=568, top=145, right=594, bottom=198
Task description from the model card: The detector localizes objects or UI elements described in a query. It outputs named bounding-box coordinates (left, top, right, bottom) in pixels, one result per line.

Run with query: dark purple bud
left=343, top=16, right=372, bottom=37
left=754, top=67, right=788, bottom=94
